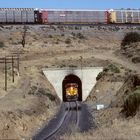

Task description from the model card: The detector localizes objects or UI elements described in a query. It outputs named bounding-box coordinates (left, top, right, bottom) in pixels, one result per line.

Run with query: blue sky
left=0, top=0, right=139, bottom=9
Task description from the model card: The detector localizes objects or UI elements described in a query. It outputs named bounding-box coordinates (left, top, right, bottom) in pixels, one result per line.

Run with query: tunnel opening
left=62, top=74, right=82, bottom=102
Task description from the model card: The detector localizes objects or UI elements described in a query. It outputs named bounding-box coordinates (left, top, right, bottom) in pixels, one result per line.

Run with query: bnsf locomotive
left=65, top=83, right=79, bottom=101
left=0, top=8, right=140, bottom=24
left=63, top=74, right=82, bottom=102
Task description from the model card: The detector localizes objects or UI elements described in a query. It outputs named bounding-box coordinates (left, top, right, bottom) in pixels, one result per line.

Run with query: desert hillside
left=0, top=25, right=140, bottom=139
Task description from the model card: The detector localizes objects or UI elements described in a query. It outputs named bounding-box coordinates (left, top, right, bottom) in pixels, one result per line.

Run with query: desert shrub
left=123, top=86, right=140, bottom=116
left=75, top=26, right=81, bottom=30
left=132, top=56, right=140, bottom=63
left=96, top=64, right=120, bottom=80
left=55, top=39, right=60, bottom=44
left=71, top=32, right=76, bottom=37
left=60, top=64, right=66, bottom=68
left=65, top=38, right=71, bottom=44
left=66, top=45, right=73, bottom=48
left=103, top=64, right=120, bottom=73
left=28, top=86, right=56, bottom=101
left=0, top=42, right=5, bottom=48
left=76, top=33, right=85, bottom=39
left=121, top=32, right=140, bottom=48
left=61, top=33, right=64, bottom=37
left=96, top=72, right=105, bottom=81
left=68, top=64, right=77, bottom=68
left=48, top=35, right=53, bottom=38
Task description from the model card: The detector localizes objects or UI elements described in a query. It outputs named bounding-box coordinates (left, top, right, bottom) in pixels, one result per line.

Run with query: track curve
left=33, top=101, right=95, bottom=140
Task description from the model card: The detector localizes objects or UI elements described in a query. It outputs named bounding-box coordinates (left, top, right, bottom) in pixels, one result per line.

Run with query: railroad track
left=33, top=101, right=81, bottom=140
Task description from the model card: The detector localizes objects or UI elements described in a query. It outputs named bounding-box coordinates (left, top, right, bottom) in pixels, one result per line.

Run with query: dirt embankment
left=63, top=67, right=140, bottom=140
left=120, top=42, right=140, bottom=63
left=0, top=74, right=59, bottom=139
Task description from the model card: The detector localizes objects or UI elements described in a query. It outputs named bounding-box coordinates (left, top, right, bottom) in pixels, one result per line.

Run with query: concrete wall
left=43, top=67, right=103, bottom=101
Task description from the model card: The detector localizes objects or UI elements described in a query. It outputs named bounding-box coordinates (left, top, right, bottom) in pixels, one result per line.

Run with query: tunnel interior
left=62, top=74, right=82, bottom=102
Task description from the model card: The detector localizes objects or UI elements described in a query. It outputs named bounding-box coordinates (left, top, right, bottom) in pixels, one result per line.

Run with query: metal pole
left=12, top=56, right=14, bottom=83
left=5, top=57, right=7, bottom=91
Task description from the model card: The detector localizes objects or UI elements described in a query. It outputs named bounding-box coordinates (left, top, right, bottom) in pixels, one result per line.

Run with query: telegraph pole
left=5, top=57, right=7, bottom=91
left=12, top=56, right=14, bottom=83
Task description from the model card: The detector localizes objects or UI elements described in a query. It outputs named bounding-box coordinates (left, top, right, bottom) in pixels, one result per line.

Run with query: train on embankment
left=0, top=8, right=140, bottom=24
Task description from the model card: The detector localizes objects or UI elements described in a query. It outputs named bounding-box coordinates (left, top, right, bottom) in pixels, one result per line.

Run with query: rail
left=42, top=102, right=80, bottom=140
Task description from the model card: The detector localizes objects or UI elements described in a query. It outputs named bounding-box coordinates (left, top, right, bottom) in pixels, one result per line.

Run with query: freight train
left=0, top=8, right=140, bottom=24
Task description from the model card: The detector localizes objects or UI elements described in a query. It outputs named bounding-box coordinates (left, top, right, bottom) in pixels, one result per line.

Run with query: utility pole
left=12, top=56, right=14, bottom=83
left=17, top=54, right=20, bottom=72
left=0, top=55, right=20, bottom=91
left=5, top=57, right=7, bottom=91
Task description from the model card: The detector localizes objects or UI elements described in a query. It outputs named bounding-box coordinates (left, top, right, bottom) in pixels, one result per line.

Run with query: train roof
left=0, top=8, right=34, bottom=11
left=109, top=9, right=140, bottom=11
left=39, top=9, right=107, bottom=11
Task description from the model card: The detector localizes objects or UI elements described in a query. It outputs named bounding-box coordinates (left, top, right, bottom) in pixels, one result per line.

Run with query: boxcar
left=26, top=9, right=35, bottom=23
left=41, top=11, right=48, bottom=23
left=41, top=9, right=108, bottom=24
left=7, top=9, right=14, bottom=23
left=110, top=10, right=140, bottom=23
left=15, top=10, right=22, bottom=23
left=0, top=8, right=35, bottom=24
left=0, top=9, right=6, bottom=23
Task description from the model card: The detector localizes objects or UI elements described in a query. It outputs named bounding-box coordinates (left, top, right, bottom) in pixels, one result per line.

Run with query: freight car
left=109, top=9, right=140, bottom=23
left=41, top=9, right=108, bottom=24
left=0, top=8, right=140, bottom=24
left=0, top=8, right=37, bottom=24
left=40, top=9, right=140, bottom=24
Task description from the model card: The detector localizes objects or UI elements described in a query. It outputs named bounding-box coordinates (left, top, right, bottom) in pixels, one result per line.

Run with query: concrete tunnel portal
left=62, top=74, right=82, bottom=102
left=43, top=67, right=103, bottom=101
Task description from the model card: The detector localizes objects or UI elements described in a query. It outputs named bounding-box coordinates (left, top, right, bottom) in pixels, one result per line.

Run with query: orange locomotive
left=65, top=83, right=78, bottom=101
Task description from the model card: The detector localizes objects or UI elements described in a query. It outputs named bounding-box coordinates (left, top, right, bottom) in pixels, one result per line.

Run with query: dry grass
left=61, top=117, right=140, bottom=140
left=0, top=25, right=140, bottom=139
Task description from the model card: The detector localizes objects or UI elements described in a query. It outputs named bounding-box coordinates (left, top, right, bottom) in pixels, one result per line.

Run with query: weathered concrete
left=43, top=67, right=103, bottom=101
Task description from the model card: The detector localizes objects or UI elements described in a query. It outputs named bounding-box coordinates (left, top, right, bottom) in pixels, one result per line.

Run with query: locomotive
left=63, top=74, right=82, bottom=102
left=0, top=8, right=140, bottom=24
left=65, top=83, right=79, bottom=101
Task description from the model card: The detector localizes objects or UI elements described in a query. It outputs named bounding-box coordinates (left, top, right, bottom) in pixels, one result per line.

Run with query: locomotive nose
left=62, top=74, right=82, bottom=102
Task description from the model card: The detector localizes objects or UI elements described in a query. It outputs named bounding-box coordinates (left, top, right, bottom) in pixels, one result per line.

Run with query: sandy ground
left=0, top=25, right=140, bottom=139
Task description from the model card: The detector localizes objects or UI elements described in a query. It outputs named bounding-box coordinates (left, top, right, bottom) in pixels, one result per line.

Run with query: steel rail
left=75, top=101, right=80, bottom=127
left=44, top=102, right=71, bottom=140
